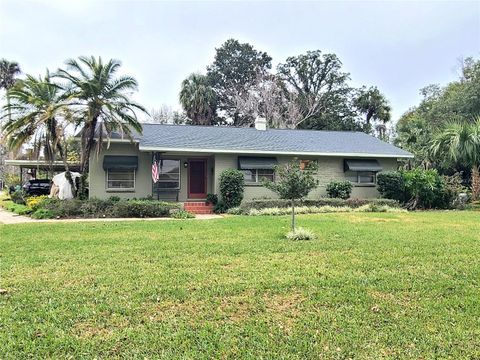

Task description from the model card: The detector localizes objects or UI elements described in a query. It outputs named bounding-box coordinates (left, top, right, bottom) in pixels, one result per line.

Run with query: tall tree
left=56, top=56, right=147, bottom=173
left=179, top=73, right=217, bottom=125
left=1, top=72, right=70, bottom=170
left=207, top=39, right=272, bottom=126
left=276, top=51, right=355, bottom=130
left=0, top=59, right=21, bottom=185
left=395, top=110, right=434, bottom=168
left=354, top=86, right=391, bottom=125
left=148, top=105, right=188, bottom=125
left=0, top=59, right=21, bottom=91
left=0, top=59, right=21, bottom=124
left=396, top=56, right=480, bottom=171
left=431, top=118, right=480, bottom=200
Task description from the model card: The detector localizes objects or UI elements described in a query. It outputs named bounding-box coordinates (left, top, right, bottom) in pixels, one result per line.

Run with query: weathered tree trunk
left=472, top=166, right=480, bottom=201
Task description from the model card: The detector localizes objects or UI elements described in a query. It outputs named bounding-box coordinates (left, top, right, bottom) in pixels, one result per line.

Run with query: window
left=156, top=159, right=180, bottom=189
left=107, top=169, right=135, bottom=190
left=242, top=169, right=275, bottom=184
left=346, top=170, right=377, bottom=185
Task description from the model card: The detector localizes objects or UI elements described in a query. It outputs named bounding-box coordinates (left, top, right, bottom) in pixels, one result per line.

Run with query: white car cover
left=50, top=172, right=82, bottom=200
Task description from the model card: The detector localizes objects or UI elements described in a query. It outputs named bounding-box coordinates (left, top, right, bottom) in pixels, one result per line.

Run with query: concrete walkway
left=0, top=208, right=37, bottom=224
left=0, top=207, right=222, bottom=225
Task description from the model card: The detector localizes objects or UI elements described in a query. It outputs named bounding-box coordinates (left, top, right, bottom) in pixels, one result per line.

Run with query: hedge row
left=229, top=204, right=406, bottom=216
left=30, top=198, right=181, bottom=219
left=240, top=198, right=400, bottom=211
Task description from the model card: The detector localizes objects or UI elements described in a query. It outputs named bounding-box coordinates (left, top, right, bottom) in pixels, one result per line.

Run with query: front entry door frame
left=187, top=158, right=207, bottom=199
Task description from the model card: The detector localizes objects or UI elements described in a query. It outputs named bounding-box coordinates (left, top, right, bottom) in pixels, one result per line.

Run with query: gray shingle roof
left=136, top=124, right=412, bottom=158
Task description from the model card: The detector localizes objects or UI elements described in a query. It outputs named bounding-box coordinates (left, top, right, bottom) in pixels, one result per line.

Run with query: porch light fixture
left=183, top=161, right=188, bottom=168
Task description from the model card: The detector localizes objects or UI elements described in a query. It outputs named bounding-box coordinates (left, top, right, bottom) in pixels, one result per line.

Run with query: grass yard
left=1, top=212, right=479, bottom=359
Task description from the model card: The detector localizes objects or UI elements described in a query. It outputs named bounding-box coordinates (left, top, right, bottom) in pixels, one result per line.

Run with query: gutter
left=138, top=146, right=414, bottom=159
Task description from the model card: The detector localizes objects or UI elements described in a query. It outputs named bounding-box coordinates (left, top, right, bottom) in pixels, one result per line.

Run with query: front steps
left=183, top=201, right=214, bottom=214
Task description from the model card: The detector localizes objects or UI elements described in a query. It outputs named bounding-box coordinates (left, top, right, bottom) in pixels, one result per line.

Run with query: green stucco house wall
left=87, top=121, right=412, bottom=203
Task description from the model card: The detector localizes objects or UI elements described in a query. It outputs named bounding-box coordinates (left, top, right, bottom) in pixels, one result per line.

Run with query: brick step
left=184, top=203, right=213, bottom=208
left=184, top=209, right=214, bottom=214
left=183, top=201, right=214, bottom=214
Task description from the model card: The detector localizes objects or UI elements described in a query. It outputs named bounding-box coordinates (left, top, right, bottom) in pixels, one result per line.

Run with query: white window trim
left=348, top=171, right=377, bottom=186
left=243, top=169, right=275, bottom=184
left=155, top=159, right=181, bottom=190
left=106, top=169, right=136, bottom=191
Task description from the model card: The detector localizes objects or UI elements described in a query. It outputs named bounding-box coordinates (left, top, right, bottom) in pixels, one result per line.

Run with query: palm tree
left=179, top=73, right=217, bottom=125
left=354, top=86, right=391, bottom=126
left=56, top=56, right=146, bottom=173
left=431, top=117, right=480, bottom=200
left=0, top=59, right=21, bottom=124
left=2, top=73, right=69, bottom=162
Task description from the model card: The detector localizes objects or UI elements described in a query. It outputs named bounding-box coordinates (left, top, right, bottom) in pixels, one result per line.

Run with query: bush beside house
left=377, top=169, right=468, bottom=209
left=326, top=180, right=353, bottom=199
left=228, top=204, right=405, bottom=216
left=1, top=195, right=183, bottom=219
left=240, top=198, right=399, bottom=211
left=218, top=169, right=245, bottom=211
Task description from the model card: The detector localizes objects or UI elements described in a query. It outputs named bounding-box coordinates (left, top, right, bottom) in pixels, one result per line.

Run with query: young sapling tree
left=263, top=160, right=319, bottom=231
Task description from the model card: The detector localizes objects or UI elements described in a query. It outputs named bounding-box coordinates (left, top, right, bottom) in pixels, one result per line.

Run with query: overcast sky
left=1, top=0, right=479, bottom=122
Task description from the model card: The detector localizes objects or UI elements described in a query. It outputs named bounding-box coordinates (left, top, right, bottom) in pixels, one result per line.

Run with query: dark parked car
left=22, top=179, right=51, bottom=196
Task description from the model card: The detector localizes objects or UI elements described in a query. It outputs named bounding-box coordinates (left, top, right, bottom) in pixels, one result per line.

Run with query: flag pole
left=156, top=152, right=160, bottom=201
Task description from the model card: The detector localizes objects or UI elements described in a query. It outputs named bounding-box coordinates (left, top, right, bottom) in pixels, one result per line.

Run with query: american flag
left=152, top=158, right=159, bottom=183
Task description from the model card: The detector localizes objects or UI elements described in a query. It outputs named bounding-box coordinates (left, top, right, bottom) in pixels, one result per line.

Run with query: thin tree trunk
left=291, top=199, right=295, bottom=232
left=81, top=119, right=98, bottom=174
left=6, top=93, right=11, bottom=124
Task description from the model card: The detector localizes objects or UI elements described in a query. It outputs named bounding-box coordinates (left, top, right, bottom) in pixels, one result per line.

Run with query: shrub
left=4, top=202, right=32, bottom=215
left=403, top=168, right=446, bottom=209
left=108, top=196, right=121, bottom=203
left=31, top=208, right=55, bottom=219
left=378, top=169, right=460, bottom=209
left=377, top=171, right=407, bottom=202
left=243, top=204, right=404, bottom=216
left=27, top=197, right=181, bottom=219
left=326, top=180, right=353, bottom=199
left=38, top=198, right=84, bottom=218
left=206, top=193, right=219, bottom=205
left=214, top=200, right=229, bottom=214
left=171, top=210, right=195, bottom=219
left=25, top=195, right=49, bottom=211
left=219, top=169, right=245, bottom=209
left=286, top=227, right=316, bottom=241
left=226, top=207, right=244, bottom=215
left=79, top=198, right=115, bottom=217
left=111, top=200, right=179, bottom=218
left=10, top=190, right=25, bottom=204
left=240, top=198, right=399, bottom=211
left=442, top=173, right=469, bottom=209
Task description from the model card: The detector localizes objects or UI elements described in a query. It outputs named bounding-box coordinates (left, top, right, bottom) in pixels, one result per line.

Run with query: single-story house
left=89, top=119, right=413, bottom=209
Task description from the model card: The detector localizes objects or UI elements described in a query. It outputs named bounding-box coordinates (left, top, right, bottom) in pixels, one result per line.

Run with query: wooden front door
left=188, top=159, right=207, bottom=199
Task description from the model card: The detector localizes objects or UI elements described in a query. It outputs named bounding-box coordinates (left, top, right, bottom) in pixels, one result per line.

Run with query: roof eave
left=138, top=146, right=414, bottom=159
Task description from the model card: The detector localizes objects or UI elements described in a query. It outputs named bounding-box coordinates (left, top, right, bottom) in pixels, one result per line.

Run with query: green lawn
left=1, top=212, right=479, bottom=359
